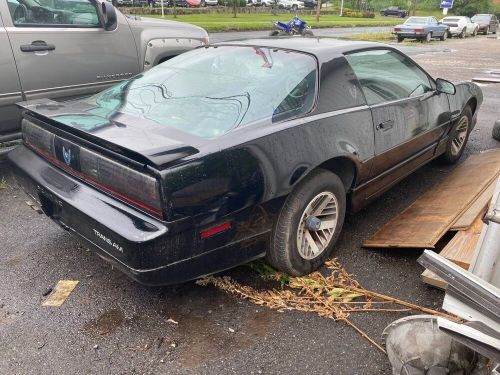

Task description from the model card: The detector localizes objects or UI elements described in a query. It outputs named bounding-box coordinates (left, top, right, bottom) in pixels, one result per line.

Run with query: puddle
left=168, top=306, right=277, bottom=369
left=82, top=308, right=125, bottom=336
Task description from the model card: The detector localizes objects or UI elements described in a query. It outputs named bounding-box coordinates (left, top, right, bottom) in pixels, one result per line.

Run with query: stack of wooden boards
left=363, top=149, right=500, bottom=289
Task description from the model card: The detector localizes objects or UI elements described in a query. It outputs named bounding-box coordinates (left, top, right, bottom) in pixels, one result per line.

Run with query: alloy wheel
left=451, top=116, right=469, bottom=156
left=296, top=192, right=338, bottom=260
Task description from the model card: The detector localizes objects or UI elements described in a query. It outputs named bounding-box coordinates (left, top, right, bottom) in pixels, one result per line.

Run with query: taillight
left=414, top=28, right=424, bottom=32
left=394, top=27, right=401, bottom=31
left=22, top=119, right=163, bottom=219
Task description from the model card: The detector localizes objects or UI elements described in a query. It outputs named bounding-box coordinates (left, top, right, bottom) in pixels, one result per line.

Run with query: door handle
left=20, top=40, right=56, bottom=52
left=376, top=120, right=394, bottom=131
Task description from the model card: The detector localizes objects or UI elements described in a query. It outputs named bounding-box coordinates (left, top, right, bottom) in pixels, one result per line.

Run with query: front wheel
left=302, top=29, right=314, bottom=37
left=440, top=31, right=447, bottom=41
left=438, top=106, right=472, bottom=164
left=459, top=28, right=465, bottom=38
left=425, top=32, right=432, bottom=42
left=267, top=169, right=346, bottom=276
left=291, top=4, right=297, bottom=10
left=472, top=27, right=478, bottom=36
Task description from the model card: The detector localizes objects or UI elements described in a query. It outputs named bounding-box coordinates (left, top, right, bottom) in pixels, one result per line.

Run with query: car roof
left=213, top=37, right=387, bottom=62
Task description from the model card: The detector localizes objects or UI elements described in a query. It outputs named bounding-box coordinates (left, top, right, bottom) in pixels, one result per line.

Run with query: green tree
left=452, top=0, right=491, bottom=16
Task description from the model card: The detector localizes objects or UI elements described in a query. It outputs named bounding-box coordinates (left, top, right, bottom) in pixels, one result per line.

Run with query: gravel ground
left=0, top=36, right=499, bottom=375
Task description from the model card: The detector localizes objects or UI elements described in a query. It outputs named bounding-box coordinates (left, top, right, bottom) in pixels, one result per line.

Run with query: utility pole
left=412, top=0, right=417, bottom=16
left=316, top=0, right=321, bottom=22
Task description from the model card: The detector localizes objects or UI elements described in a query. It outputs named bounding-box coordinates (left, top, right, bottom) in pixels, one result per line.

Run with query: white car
left=440, top=16, right=479, bottom=38
left=278, top=0, right=304, bottom=10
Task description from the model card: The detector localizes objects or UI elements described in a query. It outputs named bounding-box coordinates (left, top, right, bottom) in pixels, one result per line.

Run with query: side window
left=316, top=56, right=366, bottom=113
left=345, top=49, right=432, bottom=106
left=430, top=17, right=438, bottom=25
left=8, top=0, right=101, bottom=27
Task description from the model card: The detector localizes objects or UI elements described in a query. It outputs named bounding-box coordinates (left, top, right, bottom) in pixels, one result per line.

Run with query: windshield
left=405, top=17, right=428, bottom=24
left=471, top=15, right=490, bottom=22
left=81, top=46, right=317, bottom=138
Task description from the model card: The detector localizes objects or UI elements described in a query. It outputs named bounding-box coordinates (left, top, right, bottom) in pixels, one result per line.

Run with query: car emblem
left=62, top=146, right=72, bottom=166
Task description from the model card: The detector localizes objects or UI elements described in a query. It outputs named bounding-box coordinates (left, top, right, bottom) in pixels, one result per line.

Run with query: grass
left=344, top=31, right=397, bottom=42
left=0, top=177, right=8, bottom=190
left=128, top=13, right=403, bottom=32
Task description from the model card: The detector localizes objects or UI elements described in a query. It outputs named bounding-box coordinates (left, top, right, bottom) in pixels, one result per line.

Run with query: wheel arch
left=466, top=97, right=478, bottom=116
left=314, top=156, right=358, bottom=193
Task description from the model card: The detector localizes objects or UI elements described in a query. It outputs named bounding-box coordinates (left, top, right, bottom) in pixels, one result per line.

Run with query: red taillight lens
left=200, top=222, right=231, bottom=239
left=394, top=27, right=401, bottom=31
left=22, top=119, right=163, bottom=219
left=414, top=28, right=424, bottom=32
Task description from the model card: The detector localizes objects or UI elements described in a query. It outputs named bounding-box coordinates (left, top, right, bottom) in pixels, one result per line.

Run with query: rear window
left=83, top=46, right=318, bottom=138
left=443, top=18, right=460, bottom=22
left=472, top=15, right=490, bottom=21
left=405, top=17, right=428, bottom=24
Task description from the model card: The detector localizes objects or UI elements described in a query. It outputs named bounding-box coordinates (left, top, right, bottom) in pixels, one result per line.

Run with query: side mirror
left=436, top=78, right=456, bottom=95
left=100, top=1, right=117, bottom=31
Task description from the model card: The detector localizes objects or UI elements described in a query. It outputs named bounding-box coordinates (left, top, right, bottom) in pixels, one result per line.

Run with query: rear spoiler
left=17, top=100, right=199, bottom=170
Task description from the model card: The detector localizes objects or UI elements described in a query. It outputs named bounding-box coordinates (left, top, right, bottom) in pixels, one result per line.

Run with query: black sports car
left=8, top=38, right=483, bottom=285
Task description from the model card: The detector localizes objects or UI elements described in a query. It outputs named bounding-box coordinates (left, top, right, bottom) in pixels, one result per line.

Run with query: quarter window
left=8, top=0, right=100, bottom=27
left=345, top=49, right=432, bottom=105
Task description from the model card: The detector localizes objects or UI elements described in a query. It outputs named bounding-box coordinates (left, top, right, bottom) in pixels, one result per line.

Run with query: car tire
left=292, top=4, right=297, bottom=10
left=439, top=106, right=472, bottom=164
left=425, top=32, right=432, bottom=42
left=440, top=31, right=447, bottom=41
left=267, top=169, right=346, bottom=276
left=381, top=12, right=386, bottom=16
left=459, top=28, right=465, bottom=38
left=400, top=13, right=405, bottom=18
left=397, top=36, right=404, bottom=42
left=492, top=119, right=500, bottom=141
left=472, top=27, right=478, bottom=36
left=484, top=26, right=489, bottom=35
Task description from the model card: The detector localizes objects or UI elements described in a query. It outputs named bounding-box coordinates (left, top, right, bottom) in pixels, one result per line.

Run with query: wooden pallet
left=364, top=150, right=500, bottom=249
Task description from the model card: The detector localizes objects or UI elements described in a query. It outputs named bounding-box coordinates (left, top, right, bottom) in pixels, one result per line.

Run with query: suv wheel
left=267, top=169, right=346, bottom=276
left=438, top=106, right=472, bottom=164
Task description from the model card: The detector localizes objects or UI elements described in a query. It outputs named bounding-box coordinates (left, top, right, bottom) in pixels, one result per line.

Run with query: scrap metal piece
left=418, top=250, right=500, bottom=323
left=382, top=315, right=478, bottom=375
left=437, top=318, right=500, bottom=363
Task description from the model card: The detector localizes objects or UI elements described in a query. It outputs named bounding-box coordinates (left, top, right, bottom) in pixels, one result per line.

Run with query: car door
left=465, top=17, right=474, bottom=33
left=4, top=0, right=141, bottom=102
left=0, top=10, right=23, bottom=141
left=345, top=48, right=451, bottom=197
left=429, top=17, right=444, bottom=36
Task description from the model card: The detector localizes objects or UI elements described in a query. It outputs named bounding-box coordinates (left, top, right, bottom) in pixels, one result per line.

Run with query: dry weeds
left=196, top=259, right=456, bottom=354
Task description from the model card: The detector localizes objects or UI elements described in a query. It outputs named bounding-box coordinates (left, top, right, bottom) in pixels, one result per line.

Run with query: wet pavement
left=0, top=36, right=499, bottom=375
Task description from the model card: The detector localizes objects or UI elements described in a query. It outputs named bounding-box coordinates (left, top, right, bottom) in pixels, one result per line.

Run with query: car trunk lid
left=17, top=99, right=200, bottom=170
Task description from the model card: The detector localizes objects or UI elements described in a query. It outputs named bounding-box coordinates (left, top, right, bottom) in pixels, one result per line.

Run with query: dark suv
left=471, top=14, right=498, bottom=34
left=380, top=6, right=407, bottom=17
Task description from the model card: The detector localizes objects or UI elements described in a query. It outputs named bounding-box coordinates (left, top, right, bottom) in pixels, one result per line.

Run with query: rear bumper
left=394, top=32, right=427, bottom=39
left=8, top=145, right=268, bottom=285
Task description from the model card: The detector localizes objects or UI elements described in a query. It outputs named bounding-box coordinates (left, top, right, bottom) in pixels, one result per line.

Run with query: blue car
left=394, top=16, right=449, bottom=42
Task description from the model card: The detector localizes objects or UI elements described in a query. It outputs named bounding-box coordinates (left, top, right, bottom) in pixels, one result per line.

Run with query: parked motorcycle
left=269, top=16, right=314, bottom=36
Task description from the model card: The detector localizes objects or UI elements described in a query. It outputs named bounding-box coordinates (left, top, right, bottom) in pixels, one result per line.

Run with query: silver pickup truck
left=0, top=0, right=208, bottom=144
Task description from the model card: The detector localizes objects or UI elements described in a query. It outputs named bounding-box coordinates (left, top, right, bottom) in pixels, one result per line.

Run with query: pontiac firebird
left=8, top=38, right=482, bottom=285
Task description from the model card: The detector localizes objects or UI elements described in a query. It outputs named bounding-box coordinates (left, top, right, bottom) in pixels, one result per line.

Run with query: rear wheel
left=472, top=27, right=478, bottom=36
left=438, top=106, right=472, bottom=164
left=267, top=169, right=346, bottom=276
left=440, top=31, right=447, bottom=41
left=459, top=28, right=465, bottom=38
left=425, top=32, right=432, bottom=42
left=397, top=36, right=404, bottom=42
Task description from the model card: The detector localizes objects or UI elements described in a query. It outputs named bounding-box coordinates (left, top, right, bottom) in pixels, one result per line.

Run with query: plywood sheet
left=364, top=150, right=500, bottom=249
left=450, top=181, right=494, bottom=230
left=440, top=215, right=484, bottom=269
